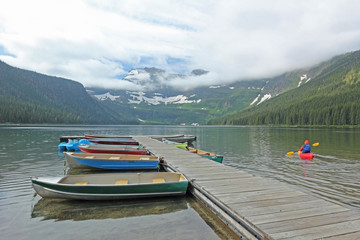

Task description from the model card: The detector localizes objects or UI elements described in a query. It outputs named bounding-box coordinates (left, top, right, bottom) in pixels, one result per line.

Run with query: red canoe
left=79, top=145, right=149, bottom=155
left=88, top=138, right=139, bottom=146
left=85, top=134, right=133, bottom=139
left=298, top=151, right=314, bottom=160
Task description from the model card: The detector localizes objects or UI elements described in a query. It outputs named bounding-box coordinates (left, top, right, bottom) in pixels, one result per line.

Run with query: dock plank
left=197, top=177, right=272, bottom=187
left=203, top=182, right=283, bottom=195
left=259, top=210, right=360, bottom=234
left=248, top=204, right=349, bottom=225
left=228, top=195, right=318, bottom=208
left=217, top=190, right=308, bottom=205
left=230, top=199, right=326, bottom=216
left=133, top=136, right=360, bottom=240
left=272, top=219, right=360, bottom=240
left=322, top=231, right=360, bottom=239
left=212, top=187, right=301, bottom=201
left=183, top=172, right=253, bottom=180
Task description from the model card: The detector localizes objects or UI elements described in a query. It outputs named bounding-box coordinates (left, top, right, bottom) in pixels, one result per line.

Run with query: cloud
left=1, top=0, right=360, bottom=90
left=166, top=72, right=221, bottom=91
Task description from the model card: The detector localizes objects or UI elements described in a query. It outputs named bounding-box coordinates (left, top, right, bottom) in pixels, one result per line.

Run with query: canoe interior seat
left=85, top=156, right=95, bottom=159
left=115, top=180, right=129, bottom=185
left=75, top=182, right=88, bottom=185
left=152, top=178, right=165, bottom=183
left=140, top=158, right=150, bottom=160
left=110, top=157, right=121, bottom=160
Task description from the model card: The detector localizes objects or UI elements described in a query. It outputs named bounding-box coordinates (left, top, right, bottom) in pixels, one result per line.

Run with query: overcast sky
left=1, top=0, right=360, bottom=90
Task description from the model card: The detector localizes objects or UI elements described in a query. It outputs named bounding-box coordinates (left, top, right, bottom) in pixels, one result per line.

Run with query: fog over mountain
left=119, top=67, right=210, bottom=91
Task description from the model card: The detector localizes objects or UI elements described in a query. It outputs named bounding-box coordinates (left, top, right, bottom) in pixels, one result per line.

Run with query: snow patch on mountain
left=250, top=94, right=260, bottom=105
left=297, top=74, right=311, bottom=87
left=257, top=94, right=271, bottom=105
left=250, top=93, right=272, bottom=106
left=94, top=92, right=120, bottom=101
left=127, top=91, right=201, bottom=105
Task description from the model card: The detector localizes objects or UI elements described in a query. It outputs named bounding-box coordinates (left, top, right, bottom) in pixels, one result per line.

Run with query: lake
left=0, top=125, right=359, bottom=240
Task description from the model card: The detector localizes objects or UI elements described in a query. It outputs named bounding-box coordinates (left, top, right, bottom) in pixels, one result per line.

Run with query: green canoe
left=31, top=172, right=188, bottom=200
left=186, top=147, right=223, bottom=163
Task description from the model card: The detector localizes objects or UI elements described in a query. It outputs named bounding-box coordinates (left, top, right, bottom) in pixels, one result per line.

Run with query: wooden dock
left=133, top=136, right=360, bottom=240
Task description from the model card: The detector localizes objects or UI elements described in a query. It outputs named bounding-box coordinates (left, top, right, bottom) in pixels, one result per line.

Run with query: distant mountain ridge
left=1, top=49, right=359, bottom=125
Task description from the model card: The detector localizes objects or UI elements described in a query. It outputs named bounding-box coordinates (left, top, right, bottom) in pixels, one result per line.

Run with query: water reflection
left=31, top=197, right=188, bottom=221
left=299, top=159, right=314, bottom=178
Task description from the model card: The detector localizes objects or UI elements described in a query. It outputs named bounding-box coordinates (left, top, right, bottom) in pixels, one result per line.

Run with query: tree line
left=0, top=96, right=83, bottom=124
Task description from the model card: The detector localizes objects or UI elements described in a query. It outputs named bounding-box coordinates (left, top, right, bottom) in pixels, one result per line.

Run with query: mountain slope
left=0, top=61, right=137, bottom=124
left=209, top=50, right=360, bottom=126
left=87, top=78, right=266, bottom=124
left=87, top=65, right=320, bottom=125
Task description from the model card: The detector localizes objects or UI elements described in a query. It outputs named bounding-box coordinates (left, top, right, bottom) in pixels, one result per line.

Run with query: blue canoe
left=64, top=152, right=159, bottom=170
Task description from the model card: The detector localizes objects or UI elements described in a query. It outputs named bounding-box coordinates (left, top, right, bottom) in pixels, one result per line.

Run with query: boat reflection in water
left=31, top=197, right=188, bottom=221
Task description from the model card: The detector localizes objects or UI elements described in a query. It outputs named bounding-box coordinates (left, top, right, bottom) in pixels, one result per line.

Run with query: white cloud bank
left=1, top=0, right=360, bottom=90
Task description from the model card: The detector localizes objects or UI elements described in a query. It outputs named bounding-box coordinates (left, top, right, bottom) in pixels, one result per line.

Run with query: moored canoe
left=31, top=172, right=188, bottom=200
left=64, top=152, right=159, bottom=170
left=79, top=144, right=149, bottom=155
left=162, top=139, right=188, bottom=150
left=163, top=135, right=196, bottom=144
left=88, top=138, right=139, bottom=145
left=186, top=147, right=223, bottom=163
left=85, top=134, right=133, bottom=139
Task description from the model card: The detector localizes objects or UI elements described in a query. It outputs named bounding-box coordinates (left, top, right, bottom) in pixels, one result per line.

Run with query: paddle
left=287, top=142, right=319, bottom=155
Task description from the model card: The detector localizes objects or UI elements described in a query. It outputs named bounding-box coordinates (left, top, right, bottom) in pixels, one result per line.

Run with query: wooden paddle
left=287, top=142, right=319, bottom=155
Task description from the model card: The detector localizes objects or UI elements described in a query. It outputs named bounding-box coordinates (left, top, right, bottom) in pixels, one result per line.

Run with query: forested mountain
left=0, top=61, right=137, bottom=124
left=209, top=50, right=360, bottom=126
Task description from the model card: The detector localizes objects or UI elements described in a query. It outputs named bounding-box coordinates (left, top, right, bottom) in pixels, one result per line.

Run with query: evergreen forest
left=0, top=61, right=137, bottom=124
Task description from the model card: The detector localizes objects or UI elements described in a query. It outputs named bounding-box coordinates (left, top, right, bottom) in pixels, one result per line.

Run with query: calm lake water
left=1, top=125, right=359, bottom=240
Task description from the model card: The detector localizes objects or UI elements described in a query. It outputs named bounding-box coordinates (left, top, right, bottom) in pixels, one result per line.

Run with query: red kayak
left=298, top=151, right=314, bottom=160
left=79, top=145, right=149, bottom=155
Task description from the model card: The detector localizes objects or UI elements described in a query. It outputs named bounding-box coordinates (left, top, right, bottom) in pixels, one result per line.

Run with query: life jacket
left=302, top=144, right=311, bottom=152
